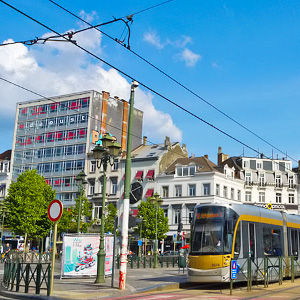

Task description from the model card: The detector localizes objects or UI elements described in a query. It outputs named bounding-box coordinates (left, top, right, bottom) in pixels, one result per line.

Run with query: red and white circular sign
left=48, top=199, right=63, bottom=222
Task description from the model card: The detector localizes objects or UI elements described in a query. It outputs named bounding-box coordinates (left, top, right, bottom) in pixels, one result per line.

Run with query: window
left=289, top=194, right=294, bottom=204
left=65, top=161, right=73, bottom=171
left=243, top=160, right=250, bottom=168
left=245, top=172, right=251, bottom=185
left=223, top=186, right=227, bottom=198
left=89, top=181, right=95, bottom=195
left=203, top=183, right=210, bottom=196
left=188, top=209, right=194, bottom=223
left=276, top=193, right=282, bottom=203
left=162, top=186, right=169, bottom=198
left=111, top=178, right=118, bottom=195
left=94, top=206, right=102, bottom=220
left=112, top=159, right=119, bottom=171
left=259, top=192, right=265, bottom=203
left=189, top=184, right=196, bottom=196
left=90, top=161, right=96, bottom=173
left=175, top=185, right=182, bottom=197
left=216, top=184, right=220, bottom=196
left=237, top=190, right=241, bottom=201
left=273, top=162, right=279, bottom=171
left=259, top=173, right=265, bottom=186
left=286, top=162, right=291, bottom=171
left=231, top=188, right=234, bottom=200
left=263, top=227, right=282, bottom=256
left=174, top=209, right=181, bottom=224
left=146, top=169, right=155, bottom=180
left=245, top=191, right=252, bottom=202
left=275, top=175, right=281, bottom=187
left=289, top=176, right=294, bottom=188
left=176, top=165, right=196, bottom=177
left=257, top=161, right=262, bottom=169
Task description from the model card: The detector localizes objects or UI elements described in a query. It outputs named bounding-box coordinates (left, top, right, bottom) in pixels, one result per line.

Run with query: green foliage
left=135, top=198, right=169, bottom=240
left=105, top=203, right=117, bottom=233
left=4, top=169, right=56, bottom=239
left=56, top=192, right=93, bottom=234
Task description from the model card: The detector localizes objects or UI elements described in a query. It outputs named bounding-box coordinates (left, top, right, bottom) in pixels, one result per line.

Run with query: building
left=219, top=147, right=298, bottom=214
left=0, top=150, right=11, bottom=200
left=11, top=90, right=143, bottom=205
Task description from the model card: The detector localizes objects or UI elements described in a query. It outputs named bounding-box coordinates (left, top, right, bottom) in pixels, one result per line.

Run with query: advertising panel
left=61, top=234, right=113, bottom=278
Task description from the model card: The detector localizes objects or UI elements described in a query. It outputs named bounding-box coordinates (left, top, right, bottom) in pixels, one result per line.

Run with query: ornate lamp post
left=92, top=134, right=121, bottom=284
left=150, top=192, right=163, bottom=268
left=75, top=171, right=87, bottom=234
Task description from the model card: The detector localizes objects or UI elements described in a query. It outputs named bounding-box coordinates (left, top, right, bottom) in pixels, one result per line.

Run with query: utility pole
left=119, top=81, right=139, bottom=290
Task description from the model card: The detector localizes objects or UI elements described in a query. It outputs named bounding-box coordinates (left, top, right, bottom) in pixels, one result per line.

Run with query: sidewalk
left=0, top=267, right=188, bottom=300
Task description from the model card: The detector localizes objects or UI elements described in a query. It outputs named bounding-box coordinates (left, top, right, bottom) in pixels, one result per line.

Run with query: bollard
left=10, top=262, right=17, bottom=291
left=161, top=256, right=163, bottom=268
left=247, top=258, right=252, bottom=292
left=167, top=256, right=169, bottom=268
left=143, top=256, right=146, bottom=268
left=16, top=262, right=21, bottom=292
left=291, top=256, right=295, bottom=283
left=279, top=257, right=283, bottom=285
left=172, top=256, right=175, bottom=268
left=25, top=264, right=30, bottom=293
left=137, top=257, right=140, bottom=269
left=264, top=257, right=268, bottom=288
left=149, top=256, right=152, bottom=268
left=36, top=263, right=41, bottom=294
left=47, top=265, right=51, bottom=297
left=130, top=256, right=133, bottom=269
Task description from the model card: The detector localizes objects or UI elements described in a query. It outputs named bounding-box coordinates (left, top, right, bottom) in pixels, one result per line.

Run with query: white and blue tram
left=188, top=203, right=300, bottom=282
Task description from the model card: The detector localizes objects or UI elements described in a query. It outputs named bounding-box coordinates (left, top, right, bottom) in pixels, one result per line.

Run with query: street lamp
left=92, top=134, right=121, bottom=284
left=75, top=170, right=87, bottom=234
left=150, top=192, right=163, bottom=268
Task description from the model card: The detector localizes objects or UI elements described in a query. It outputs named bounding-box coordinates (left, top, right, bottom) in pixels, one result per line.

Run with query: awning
left=145, top=188, right=154, bottom=199
left=130, top=208, right=139, bottom=217
left=146, top=170, right=154, bottom=179
left=135, top=170, right=143, bottom=180
left=0, top=184, right=5, bottom=191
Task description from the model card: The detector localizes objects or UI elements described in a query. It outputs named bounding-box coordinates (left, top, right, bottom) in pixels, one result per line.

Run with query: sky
left=1, top=0, right=300, bottom=167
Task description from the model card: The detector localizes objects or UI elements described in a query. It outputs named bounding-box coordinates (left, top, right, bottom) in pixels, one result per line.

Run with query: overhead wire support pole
left=119, top=80, right=138, bottom=290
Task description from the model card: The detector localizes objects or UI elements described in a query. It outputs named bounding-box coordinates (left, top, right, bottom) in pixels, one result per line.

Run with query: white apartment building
left=0, top=150, right=11, bottom=200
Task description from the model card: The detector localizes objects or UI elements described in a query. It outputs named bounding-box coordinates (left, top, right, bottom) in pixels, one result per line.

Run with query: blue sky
left=1, top=0, right=300, bottom=166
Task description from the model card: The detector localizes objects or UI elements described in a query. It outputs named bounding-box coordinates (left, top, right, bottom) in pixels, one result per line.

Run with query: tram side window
left=233, top=223, right=241, bottom=259
left=290, top=229, right=298, bottom=256
left=263, top=227, right=282, bottom=256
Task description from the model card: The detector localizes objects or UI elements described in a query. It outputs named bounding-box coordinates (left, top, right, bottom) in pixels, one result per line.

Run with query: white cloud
left=175, top=48, right=201, bottom=67
left=0, top=23, right=182, bottom=143
left=143, top=31, right=166, bottom=49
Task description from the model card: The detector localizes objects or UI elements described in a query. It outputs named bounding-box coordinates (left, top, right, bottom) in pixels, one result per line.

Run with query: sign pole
left=49, top=220, right=58, bottom=295
left=47, top=199, right=63, bottom=296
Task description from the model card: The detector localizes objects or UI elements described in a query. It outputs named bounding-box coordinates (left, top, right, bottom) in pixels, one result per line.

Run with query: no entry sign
left=48, top=199, right=63, bottom=222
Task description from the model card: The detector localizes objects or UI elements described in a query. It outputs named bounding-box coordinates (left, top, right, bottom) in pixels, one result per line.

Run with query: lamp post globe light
left=92, top=134, right=121, bottom=284
left=75, top=171, right=87, bottom=234
left=150, top=192, right=163, bottom=269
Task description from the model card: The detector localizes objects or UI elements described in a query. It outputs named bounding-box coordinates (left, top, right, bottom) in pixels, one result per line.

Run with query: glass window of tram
left=191, top=206, right=239, bottom=255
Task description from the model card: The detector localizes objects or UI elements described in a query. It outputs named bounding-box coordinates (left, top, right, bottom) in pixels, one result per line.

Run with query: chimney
left=204, top=154, right=208, bottom=159
left=143, top=136, right=147, bottom=146
left=217, top=146, right=229, bottom=166
left=164, top=136, right=171, bottom=149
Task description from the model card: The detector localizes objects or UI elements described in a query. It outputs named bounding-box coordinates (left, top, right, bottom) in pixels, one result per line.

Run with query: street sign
left=231, top=260, right=238, bottom=279
left=48, top=199, right=63, bottom=222
left=138, top=240, right=142, bottom=246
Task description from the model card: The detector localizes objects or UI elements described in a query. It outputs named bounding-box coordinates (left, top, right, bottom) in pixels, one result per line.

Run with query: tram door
left=249, top=223, right=256, bottom=260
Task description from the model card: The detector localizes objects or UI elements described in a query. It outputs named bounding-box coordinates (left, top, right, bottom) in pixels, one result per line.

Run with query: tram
left=188, top=203, right=300, bottom=282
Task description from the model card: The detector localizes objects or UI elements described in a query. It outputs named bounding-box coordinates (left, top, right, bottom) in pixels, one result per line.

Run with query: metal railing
left=2, top=259, right=51, bottom=296
left=230, top=256, right=300, bottom=295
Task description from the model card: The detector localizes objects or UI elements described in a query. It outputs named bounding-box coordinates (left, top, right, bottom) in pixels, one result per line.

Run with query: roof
left=128, top=143, right=179, bottom=160
left=0, top=150, right=11, bottom=161
left=164, top=156, right=217, bottom=174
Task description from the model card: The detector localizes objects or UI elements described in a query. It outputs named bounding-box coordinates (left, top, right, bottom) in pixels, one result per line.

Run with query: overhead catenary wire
left=45, top=0, right=298, bottom=164
left=1, top=0, right=296, bottom=169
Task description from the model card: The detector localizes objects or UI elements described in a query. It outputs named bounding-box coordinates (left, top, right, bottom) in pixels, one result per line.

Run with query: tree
left=57, top=193, right=93, bottom=234
left=135, top=198, right=169, bottom=241
left=4, top=169, right=55, bottom=248
left=105, top=203, right=117, bottom=233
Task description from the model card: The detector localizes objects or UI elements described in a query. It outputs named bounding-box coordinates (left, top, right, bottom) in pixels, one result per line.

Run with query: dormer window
left=176, top=165, right=196, bottom=177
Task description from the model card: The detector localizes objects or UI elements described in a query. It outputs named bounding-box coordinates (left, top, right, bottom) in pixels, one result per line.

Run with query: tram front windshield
left=191, top=206, right=239, bottom=255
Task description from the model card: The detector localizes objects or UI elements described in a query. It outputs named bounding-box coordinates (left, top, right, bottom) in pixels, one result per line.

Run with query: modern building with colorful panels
left=11, top=90, right=143, bottom=206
